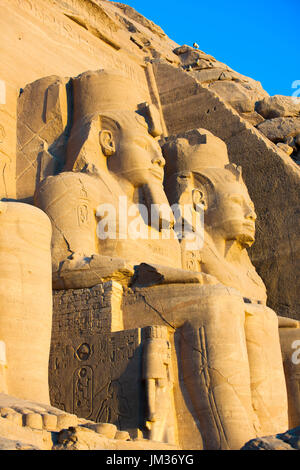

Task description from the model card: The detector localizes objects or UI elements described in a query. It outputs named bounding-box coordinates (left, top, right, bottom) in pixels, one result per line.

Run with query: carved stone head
left=163, top=129, right=257, bottom=248
left=65, top=69, right=165, bottom=189
left=99, top=110, right=165, bottom=188
left=192, top=166, right=257, bottom=247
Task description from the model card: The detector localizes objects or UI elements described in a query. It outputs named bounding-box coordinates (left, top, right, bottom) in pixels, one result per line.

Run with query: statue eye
left=178, top=172, right=191, bottom=180
left=135, top=139, right=150, bottom=151
left=230, top=195, right=243, bottom=205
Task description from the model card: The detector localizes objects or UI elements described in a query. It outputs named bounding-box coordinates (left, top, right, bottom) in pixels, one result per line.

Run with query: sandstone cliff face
left=1, top=0, right=300, bottom=452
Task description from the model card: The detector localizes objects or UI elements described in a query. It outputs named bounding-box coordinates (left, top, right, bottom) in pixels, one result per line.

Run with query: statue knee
left=180, top=284, right=245, bottom=328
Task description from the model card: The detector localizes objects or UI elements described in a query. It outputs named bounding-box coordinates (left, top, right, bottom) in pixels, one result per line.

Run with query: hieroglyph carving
left=49, top=329, right=142, bottom=436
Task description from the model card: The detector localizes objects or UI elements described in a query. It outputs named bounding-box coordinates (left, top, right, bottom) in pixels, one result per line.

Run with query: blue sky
left=114, top=0, right=300, bottom=96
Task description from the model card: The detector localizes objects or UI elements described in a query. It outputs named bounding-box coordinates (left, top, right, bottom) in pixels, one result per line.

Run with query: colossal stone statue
left=32, top=70, right=298, bottom=450
left=34, top=70, right=185, bottom=289
left=0, top=201, right=52, bottom=404
left=161, top=129, right=292, bottom=445
left=162, top=128, right=300, bottom=433
left=162, top=128, right=265, bottom=299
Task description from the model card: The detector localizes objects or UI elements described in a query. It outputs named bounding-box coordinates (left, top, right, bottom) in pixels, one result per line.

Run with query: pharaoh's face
left=108, top=123, right=165, bottom=187
left=208, top=181, right=257, bottom=247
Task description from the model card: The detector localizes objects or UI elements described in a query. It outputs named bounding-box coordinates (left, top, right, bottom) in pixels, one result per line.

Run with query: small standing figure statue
left=142, top=325, right=176, bottom=444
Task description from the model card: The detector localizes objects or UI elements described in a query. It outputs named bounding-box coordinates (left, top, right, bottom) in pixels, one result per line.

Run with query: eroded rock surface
left=242, top=426, right=300, bottom=450
left=256, top=95, right=300, bottom=119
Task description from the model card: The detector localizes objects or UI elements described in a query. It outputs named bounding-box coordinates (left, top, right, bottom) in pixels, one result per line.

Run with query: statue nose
left=246, top=205, right=256, bottom=221
left=152, top=154, right=165, bottom=168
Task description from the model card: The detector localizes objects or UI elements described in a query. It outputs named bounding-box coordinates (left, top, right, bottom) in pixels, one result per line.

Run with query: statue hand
left=53, top=254, right=134, bottom=289
left=133, top=263, right=220, bottom=287
left=195, top=273, right=220, bottom=285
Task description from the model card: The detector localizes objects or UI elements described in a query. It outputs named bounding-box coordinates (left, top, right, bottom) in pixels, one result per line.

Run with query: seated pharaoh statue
left=162, top=128, right=300, bottom=445
left=35, top=70, right=185, bottom=288
left=162, top=128, right=267, bottom=300
left=34, top=70, right=295, bottom=450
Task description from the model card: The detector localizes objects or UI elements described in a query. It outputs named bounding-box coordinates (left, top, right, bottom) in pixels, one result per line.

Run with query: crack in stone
left=138, top=292, right=176, bottom=331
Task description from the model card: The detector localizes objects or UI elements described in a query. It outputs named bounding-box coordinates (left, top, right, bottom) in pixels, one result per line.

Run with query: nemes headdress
left=162, top=128, right=243, bottom=181
left=162, top=128, right=229, bottom=179
left=162, top=128, right=244, bottom=208
left=66, top=69, right=163, bottom=170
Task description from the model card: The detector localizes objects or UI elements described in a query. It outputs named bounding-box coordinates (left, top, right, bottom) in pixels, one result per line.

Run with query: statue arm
left=54, top=257, right=219, bottom=290
left=53, top=253, right=135, bottom=289
left=132, top=262, right=219, bottom=288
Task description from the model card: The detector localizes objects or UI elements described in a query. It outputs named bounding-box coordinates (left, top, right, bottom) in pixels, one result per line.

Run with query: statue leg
left=177, top=286, right=258, bottom=450
left=125, top=284, right=288, bottom=448
left=244, top=305, right=288, bottom=435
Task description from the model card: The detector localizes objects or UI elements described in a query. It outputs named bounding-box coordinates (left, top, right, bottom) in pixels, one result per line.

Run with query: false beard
left=141, top=180, right=174, bottom=231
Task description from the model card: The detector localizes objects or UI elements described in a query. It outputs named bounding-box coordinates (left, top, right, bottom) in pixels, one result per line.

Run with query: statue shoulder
left=35, top=170, right=121, bottom=207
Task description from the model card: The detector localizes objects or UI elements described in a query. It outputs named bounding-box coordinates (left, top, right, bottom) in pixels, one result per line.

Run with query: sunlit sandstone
left=0, top=0, right=300, bottom=451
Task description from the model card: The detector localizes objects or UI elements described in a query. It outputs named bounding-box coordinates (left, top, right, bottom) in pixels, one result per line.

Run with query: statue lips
left=243, top=220, right=256, bottom=234
left=238, top=220, right=256, bottom=246
left=150, top=167, right=164, bottom=181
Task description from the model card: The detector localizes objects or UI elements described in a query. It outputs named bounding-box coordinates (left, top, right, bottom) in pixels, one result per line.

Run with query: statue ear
left=192, top=188, right=207, bottom=211
left=99, top=130, right=116, bottom=156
